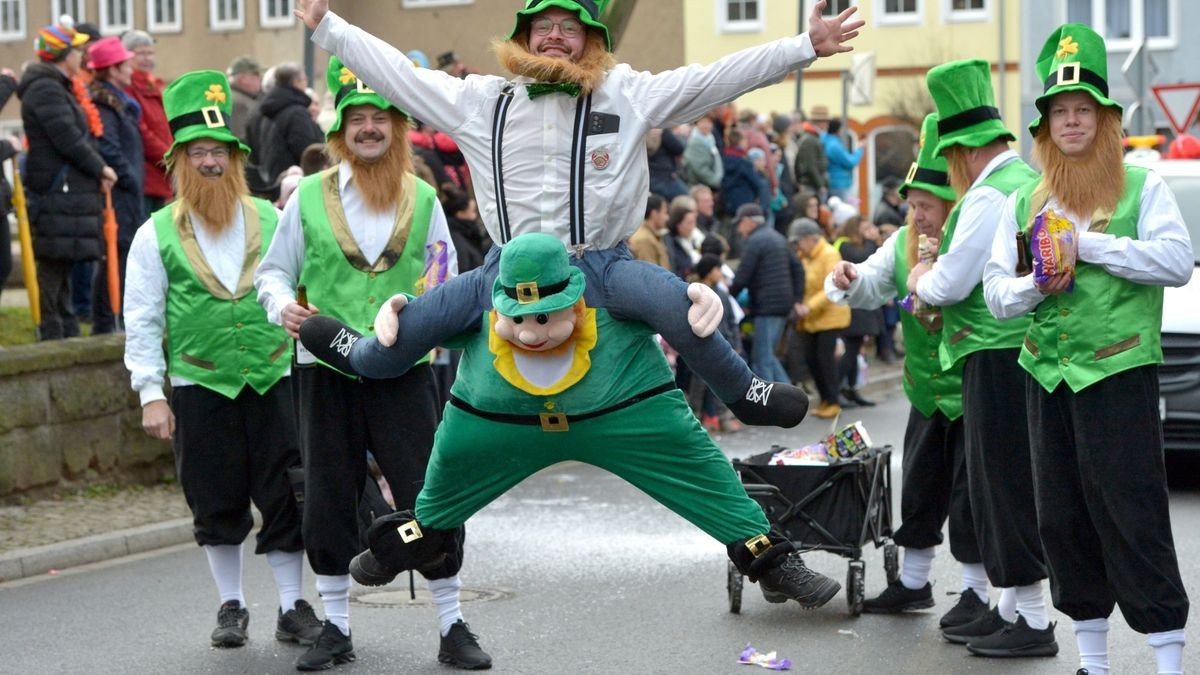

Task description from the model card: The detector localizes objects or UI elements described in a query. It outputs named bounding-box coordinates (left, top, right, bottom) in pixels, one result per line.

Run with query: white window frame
left=943, top=0, right=989, bottom=23
left=821, top=0, right=858, bottom=16
left=875, top=0, right=923, bottom=27
left=0, top=0, right=24, bottom=42
left=51, top=0, right=84, bottom=24
left=400, top=0, right=474, bottom=7
left=716, top=0, right=765, bottom=34
left=99, top=0, right=133, bottom=34
left=210, top=0, right=244, bottom=31
left=147, top=0, right=183, bottom=33
left=1063, top=0, right=1179, bottom=50
left=260, top=0, right=294, bottom=28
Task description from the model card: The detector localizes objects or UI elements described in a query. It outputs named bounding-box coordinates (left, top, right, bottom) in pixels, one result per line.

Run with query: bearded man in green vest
left=826, top=113, right=987, bottom=631
left=123, top=70, right=323, bottom=654
left=908, top=59, right=1056, bottom=657
left=254, top=57, right=490, bottom=672
left=983, top=24, right=1191, bottom=675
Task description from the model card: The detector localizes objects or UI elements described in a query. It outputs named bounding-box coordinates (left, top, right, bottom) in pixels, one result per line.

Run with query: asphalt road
left=2, top=388, right=1198, bottom=674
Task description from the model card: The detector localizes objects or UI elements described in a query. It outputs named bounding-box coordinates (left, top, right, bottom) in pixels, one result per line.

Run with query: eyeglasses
left=187, top=146, right=230, bottom=161
left=530, top=16, right=584, bottom=38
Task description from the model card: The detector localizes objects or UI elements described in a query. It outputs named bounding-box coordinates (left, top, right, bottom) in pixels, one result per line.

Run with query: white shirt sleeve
left=915, top=187, right=1009, bottom=306
left=254, top=193, right=305, bottom=325
left=123, top=221, right=169, bottom=406
left=1076, top=171, right=1194, bottom=287
left=824, top=232, right=899, bottom=309
left=983, top=192, right=1044, bottom=320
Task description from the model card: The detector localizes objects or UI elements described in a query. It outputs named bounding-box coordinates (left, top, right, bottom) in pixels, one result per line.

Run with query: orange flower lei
left=71, top=75, right=104, bottom=137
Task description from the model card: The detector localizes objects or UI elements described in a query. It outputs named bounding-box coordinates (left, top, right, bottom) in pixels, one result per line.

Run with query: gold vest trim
left=948, top=325, right=973, bottom=346
left=1094, top=334, right=1141, bottom=361
left=321, top=168, right=417, bottom=273
left=173, top=196, right=262, bottom=300
left=268, top=338, right=290, bottom=363
left=180, top=352, right=217, bottom=371
left=1023, top=335, right=1040, bottom=358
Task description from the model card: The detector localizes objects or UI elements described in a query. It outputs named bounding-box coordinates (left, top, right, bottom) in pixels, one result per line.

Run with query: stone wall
left=0, top=334, right=173, bottom=499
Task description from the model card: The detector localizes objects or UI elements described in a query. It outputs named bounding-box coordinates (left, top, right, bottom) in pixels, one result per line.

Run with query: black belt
left=448, top=381, right=675, bottom=432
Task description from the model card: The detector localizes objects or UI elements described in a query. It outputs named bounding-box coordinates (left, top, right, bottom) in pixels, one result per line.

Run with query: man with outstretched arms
left=983, top=24, right=1191, bottom=675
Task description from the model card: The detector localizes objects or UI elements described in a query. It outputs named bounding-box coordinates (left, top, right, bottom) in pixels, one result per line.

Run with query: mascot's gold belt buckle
left=398, top=520, right=423, bottom=543
left=539, top=412, right=569, bottom=432
left=201, top=105, right=225, bottom=129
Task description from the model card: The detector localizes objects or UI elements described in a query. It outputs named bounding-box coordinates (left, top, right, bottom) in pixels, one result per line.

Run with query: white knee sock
left=996, top=586, right=1017, bottom=623
left=428, top=575, right=465, bottom=636
left=1073, top=618, right=1109, bottom=675
left=1147, top=629, right=1186, bottom=675
left=1014, top=582, right=1049, bottom=630
left=316, top=574, right=351, bottom=636
left=204, top=544, right=244, bottom=606
left=266, top=549, right=304, bottom=612
left=960, top=562, right=988, bottom=603
left=899, top=546, right=935, bottom=590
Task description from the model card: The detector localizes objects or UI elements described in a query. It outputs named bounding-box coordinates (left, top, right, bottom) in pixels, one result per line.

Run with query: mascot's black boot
left=728, top=535, right=840, bottom=609
left=727, top=377, right=809, bottom=428
left=350, top=510, right=458, bottom=587
left=298, top=315, right=362, bottom=376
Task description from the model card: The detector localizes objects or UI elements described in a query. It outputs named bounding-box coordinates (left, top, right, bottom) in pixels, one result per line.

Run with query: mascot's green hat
left=507, top=0, right=612, bottom=51
left=926, top=59, right=1015, bottom=157
left=162, top=70, right=250, bottom=160
left=325, top=55, right=408, bottom=135
left=492, top=233, right=585, bottom=317
left=1029, top=23, right=1121, bottom=136
left=900, top=113, right=958, bottom=203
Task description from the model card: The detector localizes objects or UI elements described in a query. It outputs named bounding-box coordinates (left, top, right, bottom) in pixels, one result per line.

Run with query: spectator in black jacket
left=18, top=25, right=116, bottom=339
left=251, top=63, right=324, bottom=187
left=86, top=37, right=145, bottom=334
left=647, top=127, right=688, bottom=200
left=0, top=67, right=19, bottom=305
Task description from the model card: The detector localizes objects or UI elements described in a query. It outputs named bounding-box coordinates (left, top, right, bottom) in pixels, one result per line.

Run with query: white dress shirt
left=824, top=230, right=901, bottom=309
left=312, top=11, right=816, bottom=250
left=914, top=150, right=1021, bottom=306
left=254, top=161, right=456, bottom=325
left=983, top=169, right=1194, bottom=320
left=124, top=204, right=276, bottom=405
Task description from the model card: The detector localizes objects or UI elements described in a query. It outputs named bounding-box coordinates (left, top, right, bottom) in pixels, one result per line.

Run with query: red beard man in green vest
left=983, top=24, right=1192, bottom=675
left=122, top=70, right=323, bottom=656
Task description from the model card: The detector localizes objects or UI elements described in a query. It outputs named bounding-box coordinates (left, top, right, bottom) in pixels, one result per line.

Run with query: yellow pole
left=11, top=156, right=40, bottom=328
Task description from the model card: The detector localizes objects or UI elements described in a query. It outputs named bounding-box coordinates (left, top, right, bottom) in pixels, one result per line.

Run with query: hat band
left=937, top=106, right=1002, bottom=136
left=1043, top=63, right=1108, bottom=98
left=334, top=80, right=375, bottom=107
left=169, top=107, right=230, bottom=135
left=912, top=167, right=949, bottom=187
left=502, top=277, right=570, bottom=304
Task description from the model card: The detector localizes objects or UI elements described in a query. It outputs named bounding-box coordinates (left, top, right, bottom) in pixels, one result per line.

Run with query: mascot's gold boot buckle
left=539, top=412, right=570, bottom=432
left=398, top=520, right=423, bottom=543
left=745, top=535, right=773, bottom=558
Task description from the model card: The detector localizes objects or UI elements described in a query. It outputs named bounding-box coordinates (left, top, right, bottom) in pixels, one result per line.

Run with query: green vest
left=1016, top=165, right=1161, bottom=393
left=296, top=168, right=437, bottom=371
left=154, top=197, right=291, bottom=400
left=937, top=158, right=1040, bottom=369
left=893, top=227, right=964, bottom=420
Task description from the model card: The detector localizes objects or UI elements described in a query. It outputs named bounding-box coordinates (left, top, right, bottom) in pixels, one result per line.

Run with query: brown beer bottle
left=1015, top=230, right=1032, bottom=277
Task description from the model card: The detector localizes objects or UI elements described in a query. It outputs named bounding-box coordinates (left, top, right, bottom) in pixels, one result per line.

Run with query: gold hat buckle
left=515, top=281, right=540, bottom=304
left=201, top=105, right=225, bottom=129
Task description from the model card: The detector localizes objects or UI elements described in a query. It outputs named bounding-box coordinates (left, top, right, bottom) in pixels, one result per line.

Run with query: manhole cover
left=352, top=586, right=513, bottom=608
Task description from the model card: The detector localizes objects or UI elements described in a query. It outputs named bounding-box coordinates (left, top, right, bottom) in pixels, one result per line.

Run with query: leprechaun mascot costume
left=299, top=232, right=845, bottom=620
left=825, top=113, right=987, bottom=630
left=982, top=24, right=1191, bottom=674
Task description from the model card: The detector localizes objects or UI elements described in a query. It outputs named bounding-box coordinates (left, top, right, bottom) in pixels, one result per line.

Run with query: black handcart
left=727, top=445, right=897, bottom=616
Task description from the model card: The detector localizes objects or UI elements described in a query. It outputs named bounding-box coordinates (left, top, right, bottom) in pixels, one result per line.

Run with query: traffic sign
left=1151, top=83, right=1200, bottom=135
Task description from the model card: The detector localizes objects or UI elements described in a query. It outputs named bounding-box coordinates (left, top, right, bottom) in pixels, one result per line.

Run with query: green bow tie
left=526, top=82, right=582, bottom=99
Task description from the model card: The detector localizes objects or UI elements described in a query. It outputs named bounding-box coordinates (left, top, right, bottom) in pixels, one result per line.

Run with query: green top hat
left=1029, top=23, right=1121, bottom=136
left=507, top=0, right=612, bottom=52
left=900, top=113, right=958, bottom=203
left=325, top=55, right=407, bottom=135
left=926, top=59, right=1015, bottom=157
left=492, top=233, right=585, bottom=317
left=162, top=70, right=250, bottom=160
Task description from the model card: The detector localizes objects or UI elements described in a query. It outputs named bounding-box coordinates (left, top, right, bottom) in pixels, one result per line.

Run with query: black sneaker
left=438, top=620, right=492, bottom=670
left=942, top=606, right=1010, bottom=645
left=862, top=580, right=934, bottom=613
left=727, top=377, right=809, bottom=428
left=940, top=590, right=989, bottom=628
left=757, top=552, right=841, bottom=609
left=277, top=599, right=324, bottom=646
left=966, top=615, right=1058, bottom=657
left=843, top=387, right=875, bottom=407
left=296, top=621, right=355, bottom=671
left=211, top=600, right=249, bottom=648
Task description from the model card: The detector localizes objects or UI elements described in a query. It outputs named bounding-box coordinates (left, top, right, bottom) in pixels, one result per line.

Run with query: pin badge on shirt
left=591, top=148, right=610, bottom=170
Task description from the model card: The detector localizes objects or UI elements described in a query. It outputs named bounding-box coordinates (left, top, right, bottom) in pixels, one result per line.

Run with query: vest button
left=930, top=352, right=937, bottom=359
left=932, top=373, right=940, bottom=379
left=1061, top=356, right=1070, bottom=365
left=241, top=368, right=250, bottom=375
left=1059, top=308, right=1069, bottom=317
left=236, top=322, right=244, bottom=329
left=367, top=325, right=374, bottom=331
left=232, top=298, right=240, bottom=305
left=935, top=394, right=942, bottom=400
left=1060, top=333, right=1068, bottom=341
left=368, top=296, right=376, bottom=304
left=369, top=272, right=376, bottom=279
left=239, top=345, right=246, bottom=352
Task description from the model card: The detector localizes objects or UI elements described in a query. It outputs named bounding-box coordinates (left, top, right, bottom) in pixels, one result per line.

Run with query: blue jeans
left=749, top=315, right=790, bottom=384
left=349, top=243, right=755, bottom=402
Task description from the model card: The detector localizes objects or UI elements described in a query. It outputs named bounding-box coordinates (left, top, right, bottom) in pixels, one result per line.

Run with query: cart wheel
left=884, top=542, right=900, bottom=584
left=727, top=560, right=743, bottom=614
left=847, top=560, right=865, bottom=616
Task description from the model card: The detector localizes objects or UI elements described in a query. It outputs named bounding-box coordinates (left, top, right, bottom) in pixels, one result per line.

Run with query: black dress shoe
left=965, top=615, right=1058, bottom=658
left=843, top=387, right=875, bottom=406
left=862, top=580, right=934, bottom=613
left=939, top=590, right=989, bottom=628
left=942, top=606, right=1009, bottom=645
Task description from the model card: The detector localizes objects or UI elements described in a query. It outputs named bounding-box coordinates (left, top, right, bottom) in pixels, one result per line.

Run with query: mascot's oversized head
left=491, top=233, right=586, bottom=353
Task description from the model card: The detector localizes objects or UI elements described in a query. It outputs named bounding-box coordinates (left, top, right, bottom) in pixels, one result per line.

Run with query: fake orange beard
left=492, top=32, right=613, bottom=94
left=944, top=146, right=978, bottom=199
left=503, top=301, right=587, bottom=357
left=1033, top=108, right=1125, bottom=217
left=170, top=150, right=250, bottom=233
left=326, top=113, right=413, bottom=214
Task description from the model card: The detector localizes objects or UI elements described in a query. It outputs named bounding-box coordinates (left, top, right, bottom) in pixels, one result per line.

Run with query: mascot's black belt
left=448, top=382, right=675, bottom=432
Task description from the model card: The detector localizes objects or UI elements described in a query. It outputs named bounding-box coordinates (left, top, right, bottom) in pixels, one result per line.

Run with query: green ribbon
left=526, top=81, right=582, bottom=99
